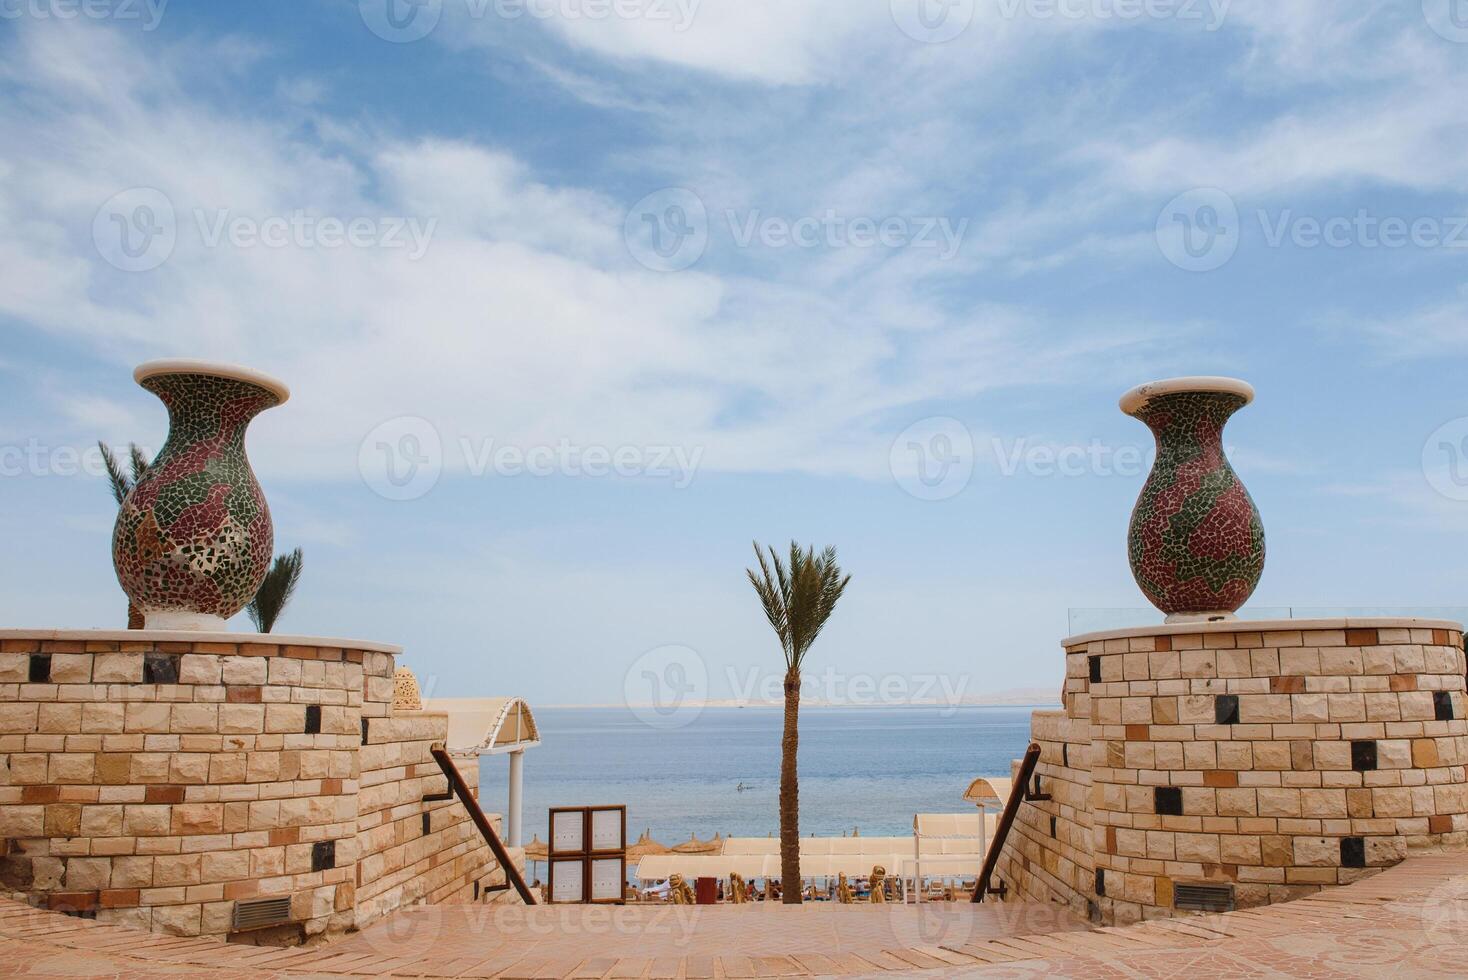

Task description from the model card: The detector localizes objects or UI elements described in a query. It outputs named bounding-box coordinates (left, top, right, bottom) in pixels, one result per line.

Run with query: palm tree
left=247, top=548, right=304, bottom=633
left=746, top=541, right=851, bottom=904
left=99, top=441, right=151, bottom=629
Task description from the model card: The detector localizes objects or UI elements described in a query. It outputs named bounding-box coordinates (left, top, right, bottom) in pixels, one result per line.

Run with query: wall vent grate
left=232, top=896, right=293, bottom=931
left=1174, top=883, right=1234, bottom=913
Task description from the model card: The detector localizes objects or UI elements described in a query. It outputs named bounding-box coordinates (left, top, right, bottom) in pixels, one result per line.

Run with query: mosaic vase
left=112, top=361, right=290, bottom=631
left=1121, top=377, right=1264, bottom=623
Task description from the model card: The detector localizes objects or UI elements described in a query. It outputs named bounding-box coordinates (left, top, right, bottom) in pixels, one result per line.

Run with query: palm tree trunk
left=127, top=601, right=144, bottom=630
left=779, top=665, right=802, bottom=904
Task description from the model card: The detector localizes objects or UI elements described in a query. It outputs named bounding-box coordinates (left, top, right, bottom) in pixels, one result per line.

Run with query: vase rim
left=1119, top=376, right=1253, bottom=416
left=134, top=359, right=290, bottom=404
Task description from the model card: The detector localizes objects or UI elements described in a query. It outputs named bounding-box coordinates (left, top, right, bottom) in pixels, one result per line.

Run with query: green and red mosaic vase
left=112, top=361, right=289, bottom=630
left=1121, top=377, right=1264, bottom=622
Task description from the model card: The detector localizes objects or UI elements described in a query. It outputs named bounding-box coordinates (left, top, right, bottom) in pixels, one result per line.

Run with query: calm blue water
left=478, top=706, right=1037, bottom=847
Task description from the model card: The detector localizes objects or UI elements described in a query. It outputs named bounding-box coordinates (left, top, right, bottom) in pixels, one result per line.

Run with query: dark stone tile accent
left=1352, top=740, right=1378, bottom=772
left=361, top=718, right=370, bottom=745
left=143, top=653, right=179, bottom=684
left=1341, top=836, right=1366, bottom=868
left=1154, top=786, right=1184, bottom=816
left=1049, top=816, right=1057, bottom=838
left=305, top=704, right=321, bottom=735
left=1094, top=869, right=1105, bottom=897
left=1089, top=656, right=1102, bottom=683
left=1435, top=691, right=1454, bottom=721
left=28, top=654, right=51, bottom=683
left=422, top=812, right=432, bottom=837
left=1062, top=743, right=1069, bottom=766
left=1215, top=694, right=1239, bottom=725
left=311, top=840, right=335, bottom=872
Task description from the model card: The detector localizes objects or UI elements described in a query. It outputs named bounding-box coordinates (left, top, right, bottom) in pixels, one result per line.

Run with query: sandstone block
left=64, top=856, right=111, bottom=890
left=0, top=703, right=39, bottom=734
left=93, top=653, right=144, bottom=683
left=124, top=702, right=170, bottom=734
left=171, top=704, right=218, bottom=734
left=222, top=656, right=268, bottom=686
left=178, top=655, right=223, bottom=685
left=152, top=903, right=201, bottom=936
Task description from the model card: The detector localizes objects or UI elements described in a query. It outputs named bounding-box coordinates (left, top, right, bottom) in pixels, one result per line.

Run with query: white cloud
left=1, top=18, right=1170, bottom=489
left=1328, top=289, right=1468, bottom=360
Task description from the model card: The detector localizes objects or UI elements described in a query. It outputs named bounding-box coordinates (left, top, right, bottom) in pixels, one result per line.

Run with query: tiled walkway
left=5, top=852, right=1468, bottom=976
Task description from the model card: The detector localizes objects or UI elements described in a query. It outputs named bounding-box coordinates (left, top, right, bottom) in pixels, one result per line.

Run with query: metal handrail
left=430, top=747, right=538, bottom=905
left=971, top=742, right=1042, bottom=903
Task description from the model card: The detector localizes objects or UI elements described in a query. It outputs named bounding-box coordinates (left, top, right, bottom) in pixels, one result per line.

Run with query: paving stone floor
left=4, top=852, right=1468, bottom=976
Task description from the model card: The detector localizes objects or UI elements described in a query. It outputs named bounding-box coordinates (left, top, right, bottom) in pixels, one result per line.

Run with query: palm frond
left=127, top=443, right=151, bottom=483
left=98, top=441, right=132, bottom=505
left=247, top=548, right=304, bottom=633
left=747, top=542, right=793, bottom=664
left=746, top=540, right=850, bottom=672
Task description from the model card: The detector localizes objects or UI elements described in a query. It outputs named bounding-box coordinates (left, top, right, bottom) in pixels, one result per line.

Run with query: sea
left=477, top=705, right=1040, bottom=848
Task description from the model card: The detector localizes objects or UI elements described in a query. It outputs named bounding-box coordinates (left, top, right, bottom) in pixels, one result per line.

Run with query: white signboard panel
left=551, top=859, right=585, bottom=903
left=591, top=809, right=622, bottom=851
left=590, top=859, right=623, bottom=901
left=552, top=810, right=584, bottom=854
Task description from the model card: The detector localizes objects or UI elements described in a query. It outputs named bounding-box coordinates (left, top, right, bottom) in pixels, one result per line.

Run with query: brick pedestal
left=0, top=630, right=516, bottom=942
left=995, top=618, right=1468, bottom=924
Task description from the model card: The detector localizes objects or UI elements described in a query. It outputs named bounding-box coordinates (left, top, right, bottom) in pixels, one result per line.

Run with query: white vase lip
left=1119, top=376, right=1253, bottom=416
left=134, top=359, right=290, bottom=405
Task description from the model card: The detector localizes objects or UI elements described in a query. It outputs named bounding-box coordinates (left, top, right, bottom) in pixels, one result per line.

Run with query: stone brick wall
left=356, top=712, right=510, bottom=922
left=995, top=619, right=1468, bottom=924
left=994, top=709, right=1095, bottom=919
left=0, top=630, right=517, bottom=942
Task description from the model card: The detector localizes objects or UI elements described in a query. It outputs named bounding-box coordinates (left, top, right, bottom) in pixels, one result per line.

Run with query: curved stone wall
left=996, top=619, right=1468, bottom=924
left=0, top=630, right=512, bottom=941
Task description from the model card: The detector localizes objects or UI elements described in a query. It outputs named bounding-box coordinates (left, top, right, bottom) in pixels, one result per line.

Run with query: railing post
left=972, top=742, right=1042, bottom=903
left=431, top=747, right=537, bottom=905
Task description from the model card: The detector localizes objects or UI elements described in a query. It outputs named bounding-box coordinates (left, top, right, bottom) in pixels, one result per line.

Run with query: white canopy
left=962, top=776, right=1014, bottom=808
left=636, top=821, right=997, bottom=883
left=722, top=835, right=917, bottom=856
left=420, top=697, right=541, bottom=757
left=913, top=812, right=985, bottom=838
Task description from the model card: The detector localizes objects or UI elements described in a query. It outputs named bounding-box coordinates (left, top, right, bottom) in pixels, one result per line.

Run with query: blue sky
left=1, top=1, right=1466, bottom=706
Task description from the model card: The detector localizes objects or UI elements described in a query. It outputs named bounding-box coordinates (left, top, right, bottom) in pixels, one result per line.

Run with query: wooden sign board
left=547, top=805, right=627, bottom=905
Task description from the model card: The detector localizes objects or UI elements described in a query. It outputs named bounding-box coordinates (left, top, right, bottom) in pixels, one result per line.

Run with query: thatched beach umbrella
left=523, top=834, right=548, bottom=882
left=627, top=829, right=671, bottom=861
left=672, top=832, right=720, bottom=854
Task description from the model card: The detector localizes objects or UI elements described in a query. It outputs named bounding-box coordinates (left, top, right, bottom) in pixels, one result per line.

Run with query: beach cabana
left=634, top=853, right=779, bottom=883
left=910, top=813, right=986, bottom=903
left=420, top=696, right=541, bottom=847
